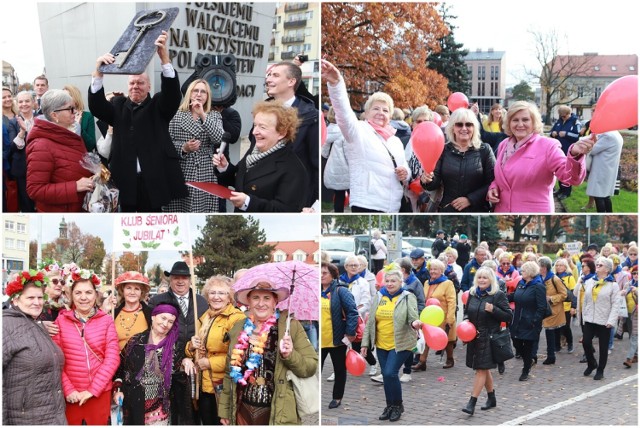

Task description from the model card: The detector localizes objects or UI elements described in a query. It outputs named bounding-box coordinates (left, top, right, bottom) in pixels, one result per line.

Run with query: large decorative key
left=99, top=8, right=179, bottom=75
left=117, top=10, right=167, bottom=68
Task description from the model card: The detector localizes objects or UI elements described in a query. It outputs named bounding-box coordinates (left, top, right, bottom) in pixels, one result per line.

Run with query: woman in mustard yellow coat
left=186, top=276, right=246, bottom=424
left=412, top=259, right=458, bottom=370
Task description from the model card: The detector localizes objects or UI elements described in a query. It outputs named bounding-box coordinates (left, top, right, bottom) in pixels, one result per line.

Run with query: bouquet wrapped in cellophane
left=80, top=153, right=119, bottom=212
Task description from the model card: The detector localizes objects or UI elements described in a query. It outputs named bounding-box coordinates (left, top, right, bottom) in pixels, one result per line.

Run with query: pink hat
left=115, top=271, right=150, bottom=290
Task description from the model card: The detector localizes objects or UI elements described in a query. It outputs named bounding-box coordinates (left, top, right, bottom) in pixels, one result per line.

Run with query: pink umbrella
left=232, top=260, right=319, bottom=321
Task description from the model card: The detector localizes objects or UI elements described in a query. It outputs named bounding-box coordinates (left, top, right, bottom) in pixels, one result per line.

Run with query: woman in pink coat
left=53, top=269, right=120, bottom=425
left=487, top=101, right=594, bottom=212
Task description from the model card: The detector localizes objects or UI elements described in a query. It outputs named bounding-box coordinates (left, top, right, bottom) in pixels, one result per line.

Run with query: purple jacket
left=489, top=134, right=586, bottom=212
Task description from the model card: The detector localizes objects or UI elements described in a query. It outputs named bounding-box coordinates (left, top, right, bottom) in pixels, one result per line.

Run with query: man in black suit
left=149, top=261, right=207, bottom=424
left=88, top=30, right=187, bottom=212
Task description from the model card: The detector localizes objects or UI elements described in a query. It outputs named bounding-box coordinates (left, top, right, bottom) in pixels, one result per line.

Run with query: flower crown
left=70, top=269, right=101, bottom=288
left=5, top=269, right=50, bottom=299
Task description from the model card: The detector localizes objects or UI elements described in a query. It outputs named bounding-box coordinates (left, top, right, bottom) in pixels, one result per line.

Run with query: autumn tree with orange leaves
left=321, top=2, right=450, bottom=109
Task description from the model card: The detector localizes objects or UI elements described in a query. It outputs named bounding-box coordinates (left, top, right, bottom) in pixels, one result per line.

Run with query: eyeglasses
left=51, top=278, right=65, bottom=285
left=596, top=264, right=604, bottom=267
left=345, top=264, right=360, bottom=268
left=54, top=106, right=76, bottom=114
left=454, top=122, right=474, bottom=128
left=192, top=89, right=208, bottom=94
left=209, top=291, right=228, bottom=296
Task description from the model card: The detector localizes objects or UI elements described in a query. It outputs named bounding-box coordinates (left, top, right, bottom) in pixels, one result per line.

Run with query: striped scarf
left=245, top=140, right=286, bottom=170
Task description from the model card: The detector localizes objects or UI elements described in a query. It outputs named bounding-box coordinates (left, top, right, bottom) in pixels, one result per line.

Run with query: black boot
left=481, top=390, right=497, bottom=410
left=461, top=396, right=477, bottom=415
left=379, top=406, right=392, bottom=420
left=389, top=404, right=402, bottom=422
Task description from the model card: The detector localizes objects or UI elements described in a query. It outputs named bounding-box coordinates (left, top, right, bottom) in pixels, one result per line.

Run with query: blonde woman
left=63, top=84, right=97, bottom=152
left=554, top=258, right=577, bottom=353
left=166, top=78, right=224, bottom=212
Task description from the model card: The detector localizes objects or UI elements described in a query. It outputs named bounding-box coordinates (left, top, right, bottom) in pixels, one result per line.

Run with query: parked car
left=354, top=234, right=415, bottom=259
left=404, top=237, right=435, bottom=259
left=322, top=236, right=357, bottom=274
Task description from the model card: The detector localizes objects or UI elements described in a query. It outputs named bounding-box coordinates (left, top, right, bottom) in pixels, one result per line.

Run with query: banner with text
left=113, top=214, right=191, bottom=251
left=564, top=241, right=583, bottom=255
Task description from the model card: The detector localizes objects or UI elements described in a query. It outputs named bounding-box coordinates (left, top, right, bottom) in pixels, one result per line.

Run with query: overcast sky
left=3, top=1, right=638, bottom=87
left=28, top=214, right=319, bottom=272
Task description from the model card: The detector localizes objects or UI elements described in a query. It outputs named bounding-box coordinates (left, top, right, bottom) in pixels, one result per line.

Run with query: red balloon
left=461, top=290, right=470, bottom=305
left=411, top=121, right=445, bottom=174
left=375, top=270, right=385, bottom=287
left=590, top=75, right=638, bottom=133
left=422, top=324, right=448, bottom=351
left=505, top=275, right=521, bottom=293
left=447, top=92, right=469, bottom=112
left=456, top=320, right=477, bottom=342
left=321, top=113, right=327, bottom=145
left=426, top=298, right=441, bottom=307
left=432, top=111, right=443, bottom=127
left=408, top=178, right=423, bottom=196
left=345, top=348, right=366, bottom=376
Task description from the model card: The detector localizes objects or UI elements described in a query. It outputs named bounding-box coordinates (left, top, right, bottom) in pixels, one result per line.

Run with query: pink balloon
left=461, top=290, right=470, bottom=305
left=456, top=320, right=477, bottom=342
left=321, top=113, right=327, bottom=145
left=590, top=75, right=638, bottom=133
left=422, top=324, right=448, bottom=351
left=412, top=121, right=445, bottom=174
left=375, top=270, right=385, bottom=287
left=447, top=92, right=469, bottom=112
left=426, top=298, right=441, bottom=307
left=345, top=348, right=366, bottom=376
left=432, top=111, right=443, bottom=127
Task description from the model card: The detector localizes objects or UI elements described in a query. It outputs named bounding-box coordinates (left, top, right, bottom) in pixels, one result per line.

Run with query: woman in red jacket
left=26, top=89, right=94, bottom=212
left=53, top=269, right=120, bottom=425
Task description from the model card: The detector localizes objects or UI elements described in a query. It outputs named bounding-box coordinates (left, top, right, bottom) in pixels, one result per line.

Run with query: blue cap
left=410, top=248, right=425, bottom=259
left=460, top=234, right=468, bottom=239
left=436, top=229, right=445, bottom=235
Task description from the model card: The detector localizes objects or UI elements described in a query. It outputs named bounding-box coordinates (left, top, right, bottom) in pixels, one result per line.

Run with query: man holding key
left=89, top=30, right=187, bottom=212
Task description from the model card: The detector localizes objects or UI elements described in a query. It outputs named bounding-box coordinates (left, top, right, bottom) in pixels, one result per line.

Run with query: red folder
left=186, top=182, right=233, bottom=199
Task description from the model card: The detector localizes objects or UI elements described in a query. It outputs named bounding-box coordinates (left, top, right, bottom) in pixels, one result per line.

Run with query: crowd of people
left=319, top=59, right=631, bottom=214
left=3, top=260, right=318, bottom=425
left=319, top=235, right=638, bottom=422
left=2, top=32, right=319, bottom=213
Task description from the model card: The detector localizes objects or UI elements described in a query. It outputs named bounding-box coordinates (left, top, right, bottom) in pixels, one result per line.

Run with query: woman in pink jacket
left=487, top=101, right=594, bottom=212
left=53, top=269, right=120, bottom=425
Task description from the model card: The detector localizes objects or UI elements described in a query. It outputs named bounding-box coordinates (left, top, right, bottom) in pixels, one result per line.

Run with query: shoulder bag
left=489, top=328, right=514, bottom=363
left=286, top=369, right=319, bottom=417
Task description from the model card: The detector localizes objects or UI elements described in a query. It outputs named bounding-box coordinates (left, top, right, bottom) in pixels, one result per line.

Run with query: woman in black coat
left=213, top=100, right=308, bottom=212
left=320, top=262, right=359, bottom=410
left=509, top=261, right=548, bottom=382
left=462, top=267, right=512, bottom=415
left=421, top=108, right=495, bottom=212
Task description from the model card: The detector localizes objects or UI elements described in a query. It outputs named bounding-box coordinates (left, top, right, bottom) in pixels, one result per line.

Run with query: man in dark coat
left=256, top=61, right=319, bottom=208
left=550, top=105, right=581, bottom=199
left=149, top=261, right=207, bottom=425
left=432, top=230, right=449, bottom=259
left=88, top=31, right=187, bottom=212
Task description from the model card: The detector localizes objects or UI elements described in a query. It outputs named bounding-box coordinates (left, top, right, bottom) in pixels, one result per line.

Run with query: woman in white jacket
left=322, top=106, right=350, bottom=212
left=321, top=59, right=409, bottom=212
left=578, top=256, right=621, bottom=380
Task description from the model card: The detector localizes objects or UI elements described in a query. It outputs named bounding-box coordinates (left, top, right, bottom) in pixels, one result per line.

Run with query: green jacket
left=362, top=290, right=419, bottom=352
left=217, top=311, right=317, bottom=425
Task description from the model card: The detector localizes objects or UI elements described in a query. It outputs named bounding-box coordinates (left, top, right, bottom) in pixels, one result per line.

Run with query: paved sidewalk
left=320, top=322, right=638, bottom=425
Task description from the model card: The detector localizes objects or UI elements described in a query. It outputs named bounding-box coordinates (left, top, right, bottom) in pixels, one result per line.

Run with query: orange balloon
left=412, top=122, right=445, bottom=174
left=447, top=92, right=469, bottom=112
left=345, top=348, right=366, bottom=376
left=590, top=75, right=638, bottom=133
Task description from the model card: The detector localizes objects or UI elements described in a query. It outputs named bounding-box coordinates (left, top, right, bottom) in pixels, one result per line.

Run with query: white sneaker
left=327, top=373, right=335, bottom=382
left=369, top=366, right=378, bottom=376
left=399, top=373, right=412, bottom=383
left=608, top=349, right=612, bottom=355
left=371, top=374, right=384, bottom=383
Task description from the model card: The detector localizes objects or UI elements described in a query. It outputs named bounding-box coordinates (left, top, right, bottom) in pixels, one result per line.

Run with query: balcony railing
left=283, top=19, right=306, bottom=29
left=285, top=3, right=308, bottom=12
left=281, top=35, right=305, bottom=44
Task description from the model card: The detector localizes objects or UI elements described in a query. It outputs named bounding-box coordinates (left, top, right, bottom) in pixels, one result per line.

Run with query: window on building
left=490, top=66, right=495, bottom=80
left=304, top=44, right=311, bottom=52
left=577, top=86, right=584, bottom=97
left=5, top=238, right=14, bottom=249
left=494, top=65, right=499, bottom=80
left=480, top=82, right=486, bottom=96
left=630, top=66, right=635, bottom=71
left=17, top=223, right=26, bottom=234
left=294, top=253, right=305, bottom=262
left=306, top=10, right=313, bottom=19
left=594, top=86, right=602, bottom=101
left=6, top=260, right=24, bottom=272
left=313, top=252, right=320, bottom=263
left=5, top=220, right=14, bottom=231
left=594, top=65, right=600, bottom=71
left=479, top=66, right=485, bottom=80
left=477, top=82, right=481, bottom=95
left=275, top=253, right=286, bottom=262
left=611, top=65, right=617, bottom=71
left=313, top=61, right=319, bottom=72
left=467, top=66, right=473, bottom=80
left=16, top=240, right=26, bottom=251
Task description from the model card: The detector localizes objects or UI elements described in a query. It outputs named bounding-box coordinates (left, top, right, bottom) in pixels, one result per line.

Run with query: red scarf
left=368, top=120, right=396, bottom=141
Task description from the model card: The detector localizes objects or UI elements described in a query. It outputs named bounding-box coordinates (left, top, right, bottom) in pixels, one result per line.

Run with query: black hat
left=436, top=229, right=445, bottom=235
left=164, top=261, right=190, bottom=277
left=587, top=244, right=599, bottom=252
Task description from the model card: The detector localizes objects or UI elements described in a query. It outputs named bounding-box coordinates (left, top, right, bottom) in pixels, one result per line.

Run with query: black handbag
left=543, top=300, right=553, bottom=318
left=489, top=329, right=514, bottom=363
